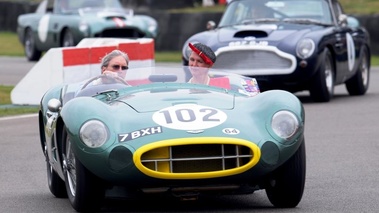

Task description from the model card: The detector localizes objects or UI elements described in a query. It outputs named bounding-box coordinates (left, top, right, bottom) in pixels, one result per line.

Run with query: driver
left=100, top=49, right=129, bottom=79
left=88, top=49, right=130, bottom=85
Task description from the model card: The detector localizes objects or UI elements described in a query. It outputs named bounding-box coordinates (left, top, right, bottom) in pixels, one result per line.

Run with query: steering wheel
left=81, top=74, right=129, bottom=90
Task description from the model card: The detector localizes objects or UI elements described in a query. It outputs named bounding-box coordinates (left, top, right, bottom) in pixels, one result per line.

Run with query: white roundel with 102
left=152, top=104, right=227, bottom=131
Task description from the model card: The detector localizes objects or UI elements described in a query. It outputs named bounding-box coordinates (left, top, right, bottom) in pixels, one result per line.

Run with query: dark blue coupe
left=182, top=0, right=371, bottom=102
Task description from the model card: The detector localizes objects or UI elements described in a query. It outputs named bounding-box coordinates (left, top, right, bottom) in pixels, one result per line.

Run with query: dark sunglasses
left=111, top=65, right=128, bottom=70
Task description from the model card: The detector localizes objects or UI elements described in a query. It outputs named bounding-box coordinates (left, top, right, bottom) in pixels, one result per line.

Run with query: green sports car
left=39, top=66, right=306, bottom=211
left=17, top=0, right=158, bottom=61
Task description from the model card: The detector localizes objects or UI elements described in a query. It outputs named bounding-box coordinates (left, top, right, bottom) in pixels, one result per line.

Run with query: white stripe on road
left=0, top=113, right=38, bottom=121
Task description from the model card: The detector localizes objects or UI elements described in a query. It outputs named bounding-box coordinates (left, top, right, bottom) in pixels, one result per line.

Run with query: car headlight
left=296, top=38, right=315, bottom=59
left=147, top=19, right=158, bottom=33
left=79, top=21, right=89, bottom=35
left=271, top=110, right=299, bottom=140
left=80, top=120, right=109, bottom=148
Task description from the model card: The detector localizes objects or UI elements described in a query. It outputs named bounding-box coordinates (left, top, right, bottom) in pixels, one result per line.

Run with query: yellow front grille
left=134, top=137, right=261, bottom=179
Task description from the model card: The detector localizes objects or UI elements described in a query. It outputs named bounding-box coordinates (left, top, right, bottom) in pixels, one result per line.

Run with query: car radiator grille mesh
left=140, top=144, right=253, bottom=173
left=96, top=29, right=146, bottom=38
left=213, top=50, right=293, bottom=70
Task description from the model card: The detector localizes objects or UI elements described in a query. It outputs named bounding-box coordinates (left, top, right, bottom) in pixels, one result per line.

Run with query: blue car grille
left=95, top=28, right=145, bottom=38
left=213, top=46, right=297, bottom=75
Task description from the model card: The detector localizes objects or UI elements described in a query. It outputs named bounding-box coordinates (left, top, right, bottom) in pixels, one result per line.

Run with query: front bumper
left=74, top=135, right=302, bottom=188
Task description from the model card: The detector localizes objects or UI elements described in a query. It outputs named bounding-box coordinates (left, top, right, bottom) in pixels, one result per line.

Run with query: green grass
left=154, top=51, right=182, bottom=62
left=340, top=0, right=379, bottom=15
left=0, top=32, right=25, bottom=57
left=0, top=85, right=39, bottom=117
left=0, top=85, right=12, bottom=104
left=0, top=105, right=39, bottom=117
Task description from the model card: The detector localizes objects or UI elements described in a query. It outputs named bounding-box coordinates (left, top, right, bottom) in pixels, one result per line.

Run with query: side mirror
left=47, top=99, right=62, bottom=113
left=338, top=14, right=348, bottom=27
left=206, top=21, right=216, bottom=30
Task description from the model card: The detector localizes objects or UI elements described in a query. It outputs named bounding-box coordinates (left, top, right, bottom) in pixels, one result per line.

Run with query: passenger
left=188, top=42, right=230, bottom=89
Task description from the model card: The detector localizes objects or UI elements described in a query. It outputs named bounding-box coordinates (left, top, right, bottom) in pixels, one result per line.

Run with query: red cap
left=188, top=43, right=214, bottom=65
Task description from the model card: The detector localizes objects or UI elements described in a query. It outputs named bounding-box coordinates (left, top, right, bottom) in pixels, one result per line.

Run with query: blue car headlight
left=80, top=120, right=109, bottom=148
left=296, top=38, right=315, bottom=59
left=147, top=19, right=158, bottom=34
left=271, top=110, right=299, bottom=140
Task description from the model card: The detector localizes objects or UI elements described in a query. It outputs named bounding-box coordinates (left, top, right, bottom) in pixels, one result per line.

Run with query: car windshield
left=57, top=0, right=131, bottom=14
left=77, top=66, right=261, bottom=97
left=218, top=0, right=333, bottom=27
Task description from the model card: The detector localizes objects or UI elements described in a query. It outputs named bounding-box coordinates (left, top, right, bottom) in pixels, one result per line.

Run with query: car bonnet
left=217, top=24, right=315, bottom=43
left=114, top=86, right=235, bottom=113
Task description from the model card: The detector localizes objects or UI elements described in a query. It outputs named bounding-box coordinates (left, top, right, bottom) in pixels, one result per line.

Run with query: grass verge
left=0, top=32, right=25, bottom=57
left=0, top=85, right=39, bottom=117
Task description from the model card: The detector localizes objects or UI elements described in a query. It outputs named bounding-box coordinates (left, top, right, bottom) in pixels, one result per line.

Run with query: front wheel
left=45, top=140, right=67, bottom=198
left=62, top=29, right=75, bottom=47
left=345, top=46, right=370, bottom=95
left=309, top=49, right=335, bottom=102
left=265, top=141, right=306, bottom=208
left=24, top=28, right=42, bottom=61
left=62, top=126, right=105, bottom=212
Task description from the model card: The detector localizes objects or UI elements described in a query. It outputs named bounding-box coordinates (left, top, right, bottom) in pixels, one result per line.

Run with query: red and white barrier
left=11, top=38, right=155, bottom=105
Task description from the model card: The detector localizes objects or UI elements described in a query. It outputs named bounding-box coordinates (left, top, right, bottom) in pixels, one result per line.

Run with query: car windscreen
left=218, top=0, right=333, bottom=27
left=77, top=66, right=261, bottom=97
left=56, top=0, right=129, bottom=14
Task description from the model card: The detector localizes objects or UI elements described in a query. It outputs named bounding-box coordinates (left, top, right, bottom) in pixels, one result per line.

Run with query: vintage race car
left=38, top=66, right=306, bottom=211
left=17, top=0, right=158, bottom=61
left=182, top=0, right=371, bottom=102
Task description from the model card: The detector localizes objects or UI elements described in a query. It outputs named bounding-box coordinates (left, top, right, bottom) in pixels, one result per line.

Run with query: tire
left=46, top=161, right=68, bottom=198
left=24, top=28, right=42, bottom=61
left=345, top=46, right=370, bottom=95
left=43, top=132, right=67, bottom=198
left=265, top=141, right=306, bottom=208
left=309, top=49, right=334, bottom=102
left=62, top=126, right=105, bottom=212
left=62, top=29, right=75, bottom=47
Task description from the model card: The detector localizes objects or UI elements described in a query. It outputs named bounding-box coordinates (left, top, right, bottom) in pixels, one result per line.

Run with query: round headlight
left=80, top=120, right=109, bottom=148
left=271, top=110, right=299, bottom=140
left=296, top=38, right=315, bottom=59
left=79, top=21, right=89, bottom=35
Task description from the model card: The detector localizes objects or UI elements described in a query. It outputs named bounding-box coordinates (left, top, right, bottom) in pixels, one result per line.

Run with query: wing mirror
left=338, top=14, right=348, bottom=26
left=47, top=99, right=62, bottom=113
left=206, top=21, right=216, bottom=30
